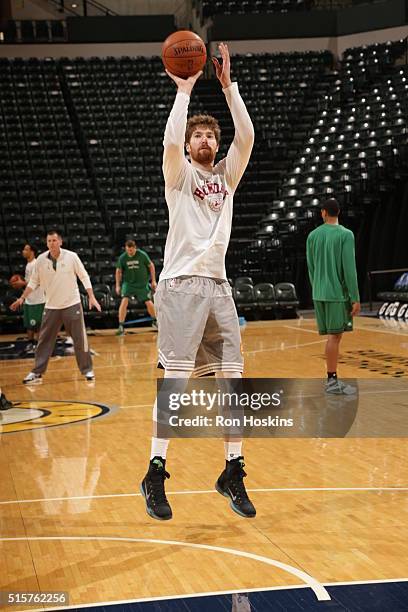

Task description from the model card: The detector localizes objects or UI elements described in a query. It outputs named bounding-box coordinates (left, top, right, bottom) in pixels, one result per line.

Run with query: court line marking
left=120, top=384, right=408, bottom=408
left=0, top=337, right=325, bottom=374
left=246, top=339, right=325, bottom=353
left=354, top=324, right=408, bottom=337
left=284, top=321, right=408, bottom=338
left=23, top=576, right=408, bottom=612
left=1, top=325, right=406, bottom=380
left=0, top=360, right=158, bottom=372
left=0, top=337, right=326, bottom=378
left=0, top=325, right=325, bottom=375
left=0, top=335, right=324, bottom=378
left=284, top=325, right=317, bottom=334
left=0, top=535, right=330, bottom=602
left=1, top=487, right=407, bottom=506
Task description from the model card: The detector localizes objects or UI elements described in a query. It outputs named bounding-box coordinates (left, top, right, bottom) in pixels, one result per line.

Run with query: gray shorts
left=155, top=276, right=243, bottom=375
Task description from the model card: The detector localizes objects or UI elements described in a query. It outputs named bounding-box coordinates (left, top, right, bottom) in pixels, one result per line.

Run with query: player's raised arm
left=213, top=43, right=255, bottom=191
left=162, top=70, right=202, bottom=189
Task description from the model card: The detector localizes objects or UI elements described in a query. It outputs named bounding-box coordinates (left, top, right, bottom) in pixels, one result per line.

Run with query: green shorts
left=314, top=300, right=353, bottom=335
left=121, top=283, right=152, bottom=303
left=23, top=303, right=45, bottom=330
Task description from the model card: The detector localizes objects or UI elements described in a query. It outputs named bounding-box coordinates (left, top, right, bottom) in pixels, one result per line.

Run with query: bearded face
left=187, top=125, right=219, bottom=166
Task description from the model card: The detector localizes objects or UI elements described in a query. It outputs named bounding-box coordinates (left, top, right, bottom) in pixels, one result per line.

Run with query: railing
left=49, top=0, right=118, bottom=17
left=50, top=0, right=79, bottom=16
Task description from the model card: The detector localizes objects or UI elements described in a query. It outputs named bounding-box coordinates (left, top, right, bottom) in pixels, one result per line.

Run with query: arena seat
left=233, top=284, right=256, bottom=316
left=253, top=282, right=277, bottom=317
left=275, top=282, right=300, bottom=309
left=234, top=277, right=254, bottom=288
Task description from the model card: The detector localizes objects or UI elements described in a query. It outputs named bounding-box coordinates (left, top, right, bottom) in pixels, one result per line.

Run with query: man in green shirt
left=306, top=198, right=360, bottom=394
left=115, top=240, right=157, bottom=335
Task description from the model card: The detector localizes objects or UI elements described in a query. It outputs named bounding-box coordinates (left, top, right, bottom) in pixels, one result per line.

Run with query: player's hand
left=166, top=69, right=203, bottom=95
left=351, top=302, right=361, bottom=316
left=115, top=285, right=121, bottom=296
left=89, top=296, right=102, bottom=312
left=212, top=42, right=232, bottom=89
left=10, top=297, right=24, bottom=311
left=151, top=280, right=157, bottom=292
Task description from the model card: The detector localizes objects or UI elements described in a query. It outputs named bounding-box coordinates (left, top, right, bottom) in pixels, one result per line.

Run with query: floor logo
left=339, top=349, right=408, bottom=377
left=0, top=400, right=112, bottom=433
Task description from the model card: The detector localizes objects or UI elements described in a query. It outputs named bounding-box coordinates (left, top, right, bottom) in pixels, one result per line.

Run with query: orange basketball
left=162, top=30, right=207, bottom=78
left=9, top=274, right=24, bottom=286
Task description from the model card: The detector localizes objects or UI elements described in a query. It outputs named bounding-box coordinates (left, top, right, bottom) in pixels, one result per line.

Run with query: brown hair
left=125, top=240, right=136, bottom=248
left=185, top=114, right=221, bottom=145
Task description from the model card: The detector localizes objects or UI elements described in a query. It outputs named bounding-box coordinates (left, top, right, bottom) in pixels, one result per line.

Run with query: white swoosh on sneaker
left=228, top=488, right=237, bottom=501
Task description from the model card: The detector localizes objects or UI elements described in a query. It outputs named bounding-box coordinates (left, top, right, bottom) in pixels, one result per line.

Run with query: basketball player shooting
left=140, top=43, right=256, bottom=521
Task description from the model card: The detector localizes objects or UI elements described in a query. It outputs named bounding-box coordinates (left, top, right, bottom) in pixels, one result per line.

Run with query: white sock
left=215, top=371, right=242, bottom=379
left=150, top=437, right=169, bottom=460
left=217, top=372, right=243, bottom=460
left=164, top=369, right=190, bottom=379
left=225, top=441, right=242, bottom=461
left=150, top=369, right=190, bottom=461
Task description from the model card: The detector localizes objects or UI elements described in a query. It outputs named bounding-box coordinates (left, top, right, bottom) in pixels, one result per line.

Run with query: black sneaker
left=216, top=457, right=256, bottom=518
left=140, top=456, right=172, bottom=521
left=0, top=393, right=12, bottom=411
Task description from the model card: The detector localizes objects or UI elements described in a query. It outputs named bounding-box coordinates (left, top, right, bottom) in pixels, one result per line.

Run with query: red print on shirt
left=193, top=182, right=228, bottom=212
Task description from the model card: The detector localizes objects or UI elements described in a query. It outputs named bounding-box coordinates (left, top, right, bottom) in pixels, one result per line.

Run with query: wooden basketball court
left=1, top=315, right=408, bottom=610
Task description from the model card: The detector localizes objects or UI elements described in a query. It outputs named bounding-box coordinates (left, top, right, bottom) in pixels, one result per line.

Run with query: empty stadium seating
left=0, top=56, right=105, bottom=292
left=232, top=278, right=298, bottom=319
left=282, top=41, right=408, bottom=215
left=1, top=39, right=408, bottom=327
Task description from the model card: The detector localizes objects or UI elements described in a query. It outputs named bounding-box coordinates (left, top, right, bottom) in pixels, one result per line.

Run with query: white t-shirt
left=160, top=82, right=254, bottom=281
left=27, top=248, right=92, bottom=309
left=25, top=259, right=45, bottom=306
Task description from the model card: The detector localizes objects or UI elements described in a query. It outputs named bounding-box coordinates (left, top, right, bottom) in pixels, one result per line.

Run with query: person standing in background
left=10, top=243, right=46, bottom=353
left=10, top=230, right=101, bottom=384
left=306, top=198, right=360, bottom=394
left=115, top=240, right=157, bottom=335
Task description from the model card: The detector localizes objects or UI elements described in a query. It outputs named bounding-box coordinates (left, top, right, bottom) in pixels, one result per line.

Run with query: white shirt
left=25, top=259, right=45, bottom=306
left=160, top=82, right=254, bottom=281
left=27, top=248, right=92, bottom=309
